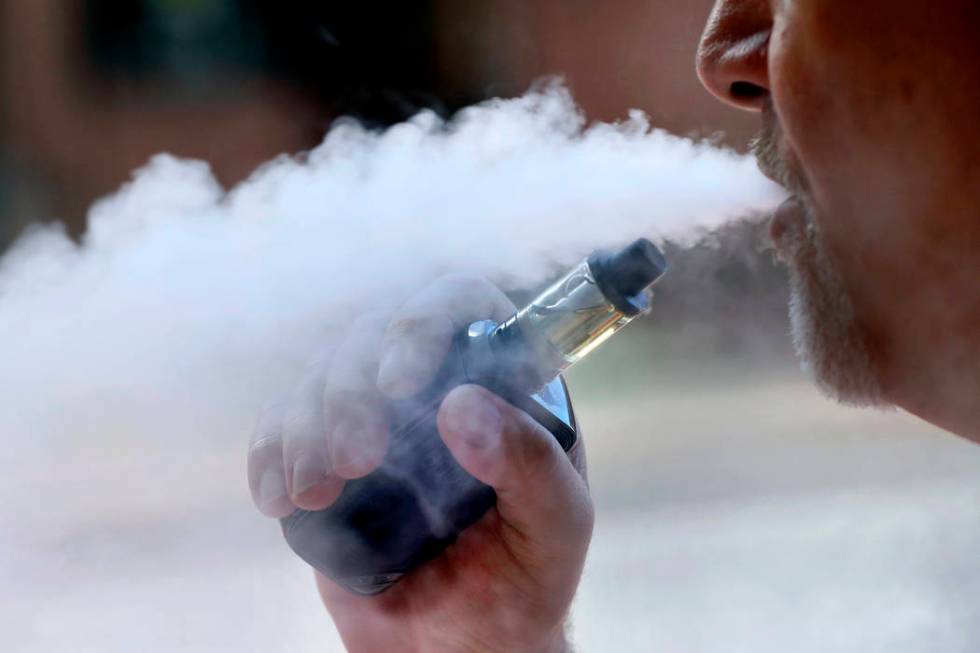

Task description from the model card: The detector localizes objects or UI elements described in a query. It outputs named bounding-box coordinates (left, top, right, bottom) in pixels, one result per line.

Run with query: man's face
left=697, top=1, right=980, bottom=421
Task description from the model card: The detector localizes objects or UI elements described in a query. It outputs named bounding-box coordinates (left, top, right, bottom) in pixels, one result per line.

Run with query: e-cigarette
left=281, top=238, right=667, bottom=595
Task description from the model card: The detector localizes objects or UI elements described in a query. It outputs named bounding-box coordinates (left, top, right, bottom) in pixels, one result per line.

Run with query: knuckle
left=324, top=391, right=376, bottom=428
left=387, top=313, right=453, bottom=346
left=326, top=351, right=377, bottom=390
left=281, top=411, right=321, bottom=452
left=386, top=315, right=423, bottom=339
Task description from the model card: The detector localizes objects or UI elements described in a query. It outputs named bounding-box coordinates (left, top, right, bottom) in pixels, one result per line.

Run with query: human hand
left=248, top=274, right=593, bottom=652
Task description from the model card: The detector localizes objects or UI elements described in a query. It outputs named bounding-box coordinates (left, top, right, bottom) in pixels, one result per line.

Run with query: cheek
left=771, top=1, right=980, bottom=223
left=764, top=2, right=976, bottom=317
left=768, top=7, right=878, bottom=267
left=767, top=0, right=980, bottom=372
left=764, top=4, right=920, bottom=354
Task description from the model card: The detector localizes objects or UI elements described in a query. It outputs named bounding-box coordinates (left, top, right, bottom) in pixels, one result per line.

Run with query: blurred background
left=1, top=1, right=977, bottom=652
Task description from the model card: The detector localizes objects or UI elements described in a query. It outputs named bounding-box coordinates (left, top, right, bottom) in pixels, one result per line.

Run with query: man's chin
left=788, top=288, right=888, bottom=409
left=776, top=201, right=890, bottom=409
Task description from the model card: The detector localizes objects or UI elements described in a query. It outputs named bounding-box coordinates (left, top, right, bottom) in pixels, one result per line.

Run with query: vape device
left=281, top=238, right=667, bottom=595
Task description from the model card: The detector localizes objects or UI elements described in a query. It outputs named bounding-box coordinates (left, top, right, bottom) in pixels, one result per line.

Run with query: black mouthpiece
left=588, top=238, right=668, bottom=315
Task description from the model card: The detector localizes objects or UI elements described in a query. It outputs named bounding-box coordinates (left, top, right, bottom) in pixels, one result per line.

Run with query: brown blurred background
left=0, top=0, right=751, bottom=249
left=4, top=4, right=978, bottom=652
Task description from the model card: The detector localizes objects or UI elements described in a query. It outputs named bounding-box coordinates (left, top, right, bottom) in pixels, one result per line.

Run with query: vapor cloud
left=0, top=83, right=783, bottom=457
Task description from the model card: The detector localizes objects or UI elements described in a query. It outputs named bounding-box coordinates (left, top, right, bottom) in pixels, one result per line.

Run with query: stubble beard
left=752, top=130, right=889, bottom=408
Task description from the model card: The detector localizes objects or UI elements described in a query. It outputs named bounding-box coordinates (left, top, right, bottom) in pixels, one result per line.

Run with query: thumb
left=436, top=384, right=594, bottom=563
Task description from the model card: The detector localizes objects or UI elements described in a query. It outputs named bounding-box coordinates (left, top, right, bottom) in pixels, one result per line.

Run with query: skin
left=698, top=0, right=980, bottom=442
left=249, top=1, right=980, bottom=650
left=248, top=275, right=591, bottom=652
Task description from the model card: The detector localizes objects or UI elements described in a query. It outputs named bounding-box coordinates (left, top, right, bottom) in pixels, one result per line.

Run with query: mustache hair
left=750, top=110, right=805, bottom=195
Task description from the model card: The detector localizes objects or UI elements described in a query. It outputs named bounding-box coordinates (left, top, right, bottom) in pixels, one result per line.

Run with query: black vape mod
left=281, top=239, right=667, bottom=595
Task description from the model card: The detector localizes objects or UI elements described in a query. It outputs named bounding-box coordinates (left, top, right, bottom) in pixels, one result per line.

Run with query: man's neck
left=889, top=334, right=980, bottom=444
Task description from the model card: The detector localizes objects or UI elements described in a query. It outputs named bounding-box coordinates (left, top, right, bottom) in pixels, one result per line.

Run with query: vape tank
left=281, top=239, right=667, bottom=595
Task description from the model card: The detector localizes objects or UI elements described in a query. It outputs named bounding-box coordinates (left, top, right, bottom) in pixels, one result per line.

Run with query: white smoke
left=0, top=83, right=782, bottom=457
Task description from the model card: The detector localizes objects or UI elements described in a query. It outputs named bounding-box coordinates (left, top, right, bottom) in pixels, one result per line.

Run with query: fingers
left=248, top=312, right=392, bottom=516
left=281, top=359, right=345, bottom=511
left=250, top=273, right=517, bottom=517
left=323, top=313, right=391, bottom=480
left=377, top=274, right=516, bottom=399
left=436, top=385, right=594, bottom=564
left=247, top=401, right=294, bottom=518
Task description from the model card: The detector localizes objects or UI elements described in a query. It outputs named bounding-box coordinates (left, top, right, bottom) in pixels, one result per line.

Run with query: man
left=247, top=1, right=980, bottom=650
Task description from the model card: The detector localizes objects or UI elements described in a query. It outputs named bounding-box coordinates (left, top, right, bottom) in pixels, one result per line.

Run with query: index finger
left=376, top=273, right=516, bottom=399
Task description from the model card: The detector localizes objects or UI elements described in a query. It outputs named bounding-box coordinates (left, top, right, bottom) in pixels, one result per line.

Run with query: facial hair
left=752, top=130, right=888, bottom=408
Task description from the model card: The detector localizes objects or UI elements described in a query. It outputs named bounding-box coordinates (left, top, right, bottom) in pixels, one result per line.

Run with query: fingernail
left=291, top=453, right=327, bottom=497
left=258, top=466, right=288, bottom=510
left=449, top=390, right=502, bottom=450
